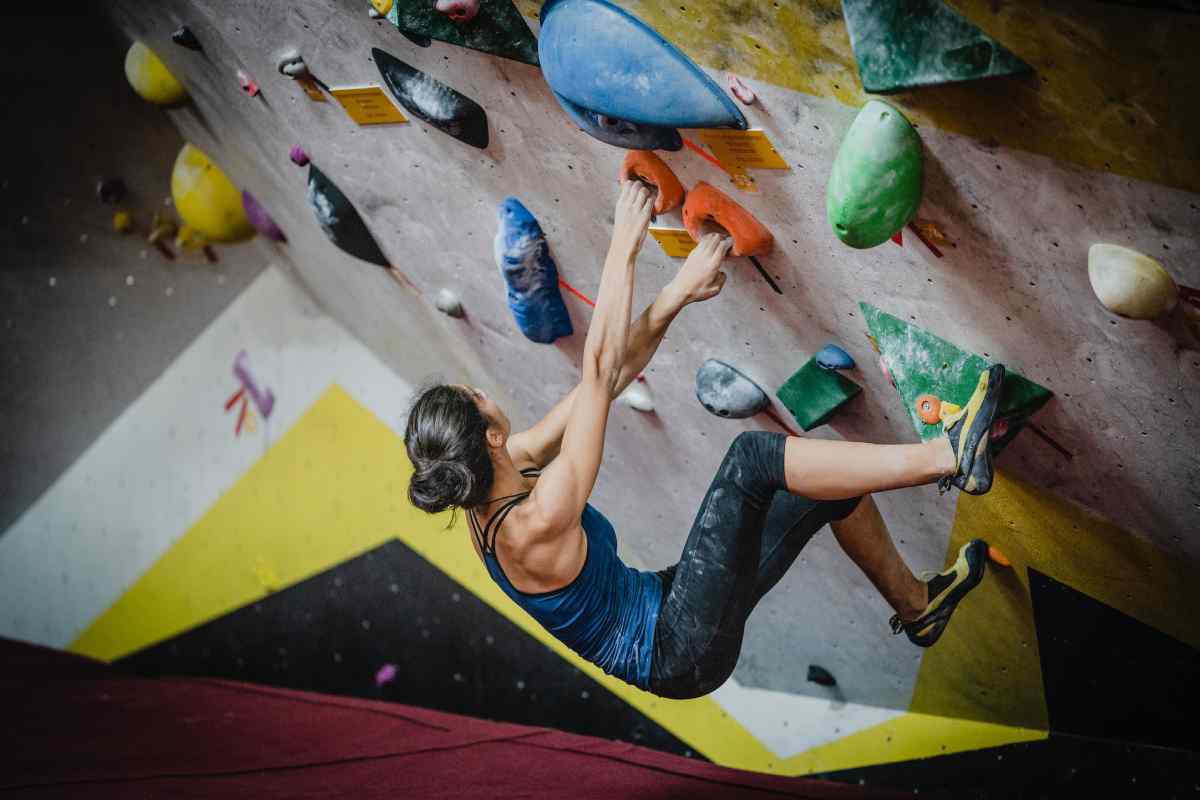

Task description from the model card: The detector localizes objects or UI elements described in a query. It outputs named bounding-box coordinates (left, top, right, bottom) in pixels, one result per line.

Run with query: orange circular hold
left=987, top=545, right=1011, bottom=567
left=915, top=393, right=941, bottom=424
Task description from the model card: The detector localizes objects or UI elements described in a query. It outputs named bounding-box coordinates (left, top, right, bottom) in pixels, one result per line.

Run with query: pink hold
left=879, top=355, right=896, bottom=388
left=990, top=418, right=1010, bottom=440
left=237, top=69, right=260, bottom=97
left=727, top=73, right=756, bottom=105
left=375, top=663, right=399, bottom=687
left=289, top=145, right=310, bottom=167
left=435, top=0, right=479, bottom=23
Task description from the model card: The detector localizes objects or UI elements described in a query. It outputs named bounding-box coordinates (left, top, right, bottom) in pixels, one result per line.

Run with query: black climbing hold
left=373, top=48, right=489, bottom=149
left=171, top=26, right=202, bottom=51
left=807, top=664, right=837, bottom=686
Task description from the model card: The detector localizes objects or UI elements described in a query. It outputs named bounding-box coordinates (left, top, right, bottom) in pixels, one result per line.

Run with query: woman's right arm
left=525, top=182, right=654, bottom=535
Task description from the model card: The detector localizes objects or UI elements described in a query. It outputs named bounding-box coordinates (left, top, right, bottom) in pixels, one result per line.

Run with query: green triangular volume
left=386, top=0, right=539, bottom=66
left=841, top=0, right=1033, bottom=93
left=860, top=303, right=1051, bottom=452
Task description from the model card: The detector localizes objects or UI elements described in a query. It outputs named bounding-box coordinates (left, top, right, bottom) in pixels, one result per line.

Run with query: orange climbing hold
left=915, top=393, right=941, bottom=424
left=683, top=181, right=773, bottom=257
left=619, top=151, right=685, bottom=214
left=987, top=545, right=1011, bottom=567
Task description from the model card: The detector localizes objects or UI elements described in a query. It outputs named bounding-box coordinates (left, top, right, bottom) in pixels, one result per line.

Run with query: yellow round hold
left=124, top=41, right=188, bottom=105
left=170, top=144, right=256, bottom=243
left=370, top=0, right=394, bottom=15
left=1087, top=243, right=1178, bottom=320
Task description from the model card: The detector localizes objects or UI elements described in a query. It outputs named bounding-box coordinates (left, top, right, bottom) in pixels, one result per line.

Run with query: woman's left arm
left=507, top=233, right=731, bottom=470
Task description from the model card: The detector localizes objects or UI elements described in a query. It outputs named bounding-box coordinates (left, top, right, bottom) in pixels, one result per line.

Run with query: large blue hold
left=552, top=91, right=682, bottom=151
left=494, top=198, right=573, bottom=344
left=539, top=0, right=747, bottom=131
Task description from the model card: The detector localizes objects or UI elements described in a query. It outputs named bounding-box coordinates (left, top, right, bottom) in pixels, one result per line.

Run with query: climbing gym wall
left=1, top=0, right=1198, bottom=794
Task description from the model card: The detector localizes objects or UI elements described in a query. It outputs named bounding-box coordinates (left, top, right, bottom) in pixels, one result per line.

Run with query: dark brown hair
left=404, top=383, right=494, bottom=524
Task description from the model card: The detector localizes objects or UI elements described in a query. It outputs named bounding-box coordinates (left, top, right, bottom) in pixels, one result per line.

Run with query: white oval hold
left=435, top=288, right=464, bottom=318
left=617, top=382, right=655, bottom=413
left=1088, top=243, right=1178, bottom=320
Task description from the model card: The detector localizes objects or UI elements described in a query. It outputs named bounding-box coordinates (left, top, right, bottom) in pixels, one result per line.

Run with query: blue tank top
left=469, top=470, right=663, bottom=689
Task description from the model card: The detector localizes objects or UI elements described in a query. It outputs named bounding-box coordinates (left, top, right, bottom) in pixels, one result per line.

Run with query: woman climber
left=403, top=182, right=1004, bottom=699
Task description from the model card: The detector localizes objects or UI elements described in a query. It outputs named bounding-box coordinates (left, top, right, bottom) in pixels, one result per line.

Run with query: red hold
left=435, top=0, right=479, bottom=23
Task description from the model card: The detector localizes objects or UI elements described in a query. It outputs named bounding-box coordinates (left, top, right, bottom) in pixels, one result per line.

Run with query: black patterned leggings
left=648, top=431, right=862, bottom=699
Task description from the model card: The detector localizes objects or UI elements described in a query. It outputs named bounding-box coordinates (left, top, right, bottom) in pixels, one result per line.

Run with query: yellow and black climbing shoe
left=890, top=539, right=988, bottom=648
left=938, top=364, right=1006, bottom=496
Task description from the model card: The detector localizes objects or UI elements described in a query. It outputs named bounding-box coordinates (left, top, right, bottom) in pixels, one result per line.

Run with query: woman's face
left=457, top=384, right=509, bottom=439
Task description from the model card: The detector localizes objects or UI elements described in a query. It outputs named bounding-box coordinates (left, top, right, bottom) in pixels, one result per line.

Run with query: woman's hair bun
left=404, top=383, right=495, bottom=519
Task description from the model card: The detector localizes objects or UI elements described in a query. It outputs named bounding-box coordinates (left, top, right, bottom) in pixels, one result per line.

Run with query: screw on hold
left=237, top=70, right=260, bottom=97
left=727, top=73, right=756, bottom=105
left=915, top=393, right=941, bottom=424
left=807, top=665, right=837, bottom=687
left=277, top=52, right=310, bottom=79
left=171, top=26, right=202, bottom=51
left=289, top=145, right=310, bottom=166
left=435, top=0, right=480, bottom=23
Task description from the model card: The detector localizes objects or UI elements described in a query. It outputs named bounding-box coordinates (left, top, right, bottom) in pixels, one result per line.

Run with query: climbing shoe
left=938, top=364, right=1005, bottom=496
left=890, top=539, right=988, bottom=648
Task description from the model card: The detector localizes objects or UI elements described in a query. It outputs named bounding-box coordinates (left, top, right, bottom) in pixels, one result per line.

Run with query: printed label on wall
left=330, top=86, right=408, bottom=125
left=650, top=227, right=698, bottom=258
left=696, top=129, right=789, bottom=171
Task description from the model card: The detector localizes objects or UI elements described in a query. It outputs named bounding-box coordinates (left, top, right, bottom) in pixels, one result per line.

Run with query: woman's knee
left=724, top=431, right=787, bottom=498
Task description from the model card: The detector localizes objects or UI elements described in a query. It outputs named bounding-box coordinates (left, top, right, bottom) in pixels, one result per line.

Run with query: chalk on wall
left=827, top=100, right=922, bottom=249
left=841, top=0, right=1032, bottom=93
left=124, top=41, right=188, bottom=105
left=373, top=48, right=489, bottom=149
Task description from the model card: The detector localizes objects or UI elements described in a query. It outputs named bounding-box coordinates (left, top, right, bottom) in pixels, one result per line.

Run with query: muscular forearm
left=611, top=287, right=687, bottom=396
left=583, top=247, right=638, bottom=386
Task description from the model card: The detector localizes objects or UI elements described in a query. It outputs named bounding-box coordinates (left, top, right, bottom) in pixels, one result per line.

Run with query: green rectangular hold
left=777, top=358, right=862, bottom=431
left=860, top=303, right=1052, bottom=452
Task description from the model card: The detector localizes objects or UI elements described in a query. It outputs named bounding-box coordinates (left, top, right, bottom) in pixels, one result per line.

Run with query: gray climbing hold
left=435, top=288, right=464, bottom=318
left=815, top=343, right=855, bottom=371
left=617, top=382, right=654, bottom=413
left=695, top=359, right=768, bottom=419
left=277, top=51, right=310, bottom=79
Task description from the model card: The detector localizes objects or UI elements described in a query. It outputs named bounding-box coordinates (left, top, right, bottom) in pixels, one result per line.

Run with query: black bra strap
left=469, top=467, right=541, bottom=554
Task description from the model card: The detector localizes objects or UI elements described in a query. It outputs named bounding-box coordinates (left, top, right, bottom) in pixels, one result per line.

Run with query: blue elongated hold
left=306, top=164, right=389, bottom=268
left=494, top=198, right=573, bottom=344
left=695, top=359, right=768, bottom=419
left=539, top=0, right=747, bottom=131
left=815, top=343, right=856, bottom=371
left=551, top=91, right=682, bottom=151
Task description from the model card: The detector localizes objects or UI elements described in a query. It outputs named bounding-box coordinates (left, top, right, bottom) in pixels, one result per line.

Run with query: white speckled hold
left=434, top=288, right=464, bottom=318
left=617, top=381, right=655, bottom=412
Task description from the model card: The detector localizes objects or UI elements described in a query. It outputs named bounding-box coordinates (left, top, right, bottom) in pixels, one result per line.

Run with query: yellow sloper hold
left=170, top=144, right=255, bottom=244
left=68, top=384, right=775, bottom=772
left=124, top=41, right=188, bottom=106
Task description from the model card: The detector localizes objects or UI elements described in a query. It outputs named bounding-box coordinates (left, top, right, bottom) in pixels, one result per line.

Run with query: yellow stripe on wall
left=520, top=0, right=1200, bottom=192
left=70, top=385, right=1061, bottom=776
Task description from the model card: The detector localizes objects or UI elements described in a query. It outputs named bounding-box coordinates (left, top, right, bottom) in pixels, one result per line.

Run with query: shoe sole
left=953, top=365, right=1005, bottom=490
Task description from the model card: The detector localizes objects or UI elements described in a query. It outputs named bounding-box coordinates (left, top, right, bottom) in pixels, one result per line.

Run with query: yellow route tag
left=330, top=86, right=408, bottom=125
left=696, top=129, right=789, bottom=171
left=650, top=227, right=698, bottom=258
left=297, top=76, right=327, bottom=102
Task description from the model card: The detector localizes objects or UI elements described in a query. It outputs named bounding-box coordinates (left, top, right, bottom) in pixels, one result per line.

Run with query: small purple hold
left=375, top=663, right=398, bottom=687
left=242, top=191, right=287, bottom=243
left=289, top=145, right=310, bottom=167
